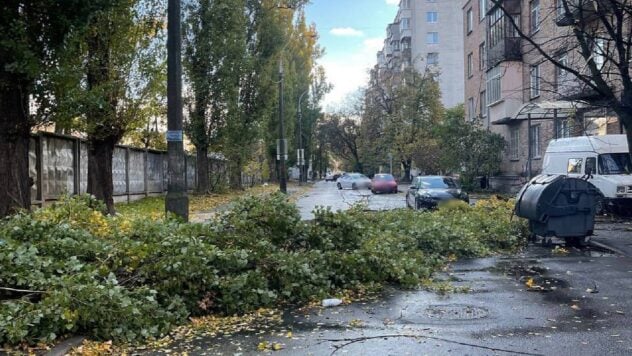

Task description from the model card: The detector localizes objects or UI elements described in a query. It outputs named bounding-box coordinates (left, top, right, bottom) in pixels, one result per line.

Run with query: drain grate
left=425, top=304, right=489, bottom=320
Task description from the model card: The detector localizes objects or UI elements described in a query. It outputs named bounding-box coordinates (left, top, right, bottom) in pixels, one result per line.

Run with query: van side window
left=585, top=157, right=596, bottom=175
left=567, top=158, right=583, bottom=174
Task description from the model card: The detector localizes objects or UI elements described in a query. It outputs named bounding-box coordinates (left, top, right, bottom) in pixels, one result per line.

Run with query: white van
left=542, top=134, right=632, bottom=212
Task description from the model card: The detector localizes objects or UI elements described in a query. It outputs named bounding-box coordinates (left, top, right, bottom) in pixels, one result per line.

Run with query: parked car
left=337, top=173, right=371, bottom=190
left=325, top=172, right=342, bottom=182
left=371, top=173, right=398, bottom=194
left=406, top=176, right=469, bottom=210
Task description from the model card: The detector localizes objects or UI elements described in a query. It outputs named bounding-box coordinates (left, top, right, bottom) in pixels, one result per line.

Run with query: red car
left=371, top=174, right=398, bottom=194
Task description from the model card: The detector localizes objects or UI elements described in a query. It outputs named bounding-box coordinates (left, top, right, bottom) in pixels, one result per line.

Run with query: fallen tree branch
left=0, top=287, right=46, bottom=294
left=320, top=334, right=543, bottom=356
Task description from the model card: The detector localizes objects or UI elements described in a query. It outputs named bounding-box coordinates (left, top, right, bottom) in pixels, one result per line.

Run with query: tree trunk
left=87, top=137, right=117, bottom=215
left=402, top=159, right=412, bottom=183
left=0, top=78, right=31, bottom=217
left=196, top=147, right=209, bottom=194
left=229, top=157, right=243, bottom=190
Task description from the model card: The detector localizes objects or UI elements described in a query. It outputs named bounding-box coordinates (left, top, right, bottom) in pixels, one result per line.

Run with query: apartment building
left=377, top=0, right=465, bottom=108
left=465, top=0, right=624, bottom=192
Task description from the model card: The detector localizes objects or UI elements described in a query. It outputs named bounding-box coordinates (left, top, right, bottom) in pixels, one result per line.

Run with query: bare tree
left=491, top=0, right=632, bottom=149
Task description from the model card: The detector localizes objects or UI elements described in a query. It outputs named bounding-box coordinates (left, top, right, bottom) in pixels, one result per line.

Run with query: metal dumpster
left=515, top=174, right=602, bottom=246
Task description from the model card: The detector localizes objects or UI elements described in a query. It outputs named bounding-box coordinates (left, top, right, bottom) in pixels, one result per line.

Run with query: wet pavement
left=155, top=181, right=632, bottom=355
left=296, top=181, right=408, bottom=220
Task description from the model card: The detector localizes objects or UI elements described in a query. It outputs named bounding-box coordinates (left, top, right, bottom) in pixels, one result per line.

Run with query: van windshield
left=598, top=153, right=632, bottom=175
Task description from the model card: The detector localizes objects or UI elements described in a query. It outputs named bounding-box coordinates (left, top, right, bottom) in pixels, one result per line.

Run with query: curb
left=45, top=336, right=85, bottom=356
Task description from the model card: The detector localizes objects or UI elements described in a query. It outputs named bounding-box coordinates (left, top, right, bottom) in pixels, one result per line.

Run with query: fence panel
left=112, top=147, right=127, bottom=195
left=147, top=152, right=164, bottom=193
left=42, top=135, right=75, bottom=199
left=128, top=149, right=145, bottom=194
left=80, top=142, right=88, bottom=194
left=186, top=156, right=196, bottom=190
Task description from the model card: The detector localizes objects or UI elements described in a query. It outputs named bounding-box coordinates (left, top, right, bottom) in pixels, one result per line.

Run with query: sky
left=304, top=0, right=399, bottom=112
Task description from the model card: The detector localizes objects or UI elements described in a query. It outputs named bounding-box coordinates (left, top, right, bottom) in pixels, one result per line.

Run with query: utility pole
left=165, top=0, right=189, bottom=220
left=278, top=58, right=287, bottom=194
left=297, top=90, right=308, bottom=185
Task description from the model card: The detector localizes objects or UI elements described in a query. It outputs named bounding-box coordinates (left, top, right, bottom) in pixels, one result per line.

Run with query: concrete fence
left=28, top=132, right=227, bottom=204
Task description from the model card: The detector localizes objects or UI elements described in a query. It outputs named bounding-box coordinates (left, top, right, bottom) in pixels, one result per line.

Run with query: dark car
left=406, top=176, right=469, bottom=210
left=371, top=173, right=398, bottom=194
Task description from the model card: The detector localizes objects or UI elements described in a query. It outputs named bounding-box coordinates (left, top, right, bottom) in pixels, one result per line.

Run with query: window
left=467, top=8, right=473, bottom=33
left=557, top=119, right=570, bottom=138
left=556, top=54, right=568, bottom=89
left=479, top=0, right=487, bottom=21
left=530, top=0, right=540, bottom=33
left=586, top=157, right=597, bottom=175
left=427, top=52, right=439, bottom=65
left=401, top=0, right=410, bottom=8
left=567, top=158, right=583, bottom=174
left=510, top=128, right=520, bottom=160
left=530, top=64, right=540, bottom=98
left=401, top=40, right=410, bottom=49
left=556, top=0, right=566, bottom=17
left=480, top=91, right=487, bottom=117
left=391, top=40, right=400, bottom=50
left=479, top=42, right=486, bottom=70
left=467, top=52, right=473, bottom=77
left=530, top=125, right=541, bottom=158
left=426, top=12, right=437, bottom=23
left=401, top=18, right=410, bottom=30
left=508, top=15, right=521, bottom=38
left=426, top=32, right=439, bottom=44
left=592, top=38, right=606, bottom=70
left=486, top=65, right=502, bottom=104
left=488, top=7, right=504, bottom=48
left=468, top=97, right=475, bottom=120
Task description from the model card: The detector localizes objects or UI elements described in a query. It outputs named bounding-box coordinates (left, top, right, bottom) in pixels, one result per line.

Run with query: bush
left=0, top=194, right=526, bottom=346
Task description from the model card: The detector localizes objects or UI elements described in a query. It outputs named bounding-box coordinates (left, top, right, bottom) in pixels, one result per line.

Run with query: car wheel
left=415, top=198, right=425, bottom=211
left=337, top=183, right=342, bottom=190
left=352, top=183, right=357, bottom=190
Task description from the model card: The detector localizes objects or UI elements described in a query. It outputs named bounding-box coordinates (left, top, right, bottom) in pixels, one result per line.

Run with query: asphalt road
left=296, top=180, right=409, bottom=220
left=153, top=181, right=632, bottom=355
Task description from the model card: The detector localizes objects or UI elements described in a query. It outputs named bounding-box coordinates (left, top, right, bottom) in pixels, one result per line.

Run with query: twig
left=320, top=334, right=543, bottom=356
left=0, top=287, right=46, bottom=294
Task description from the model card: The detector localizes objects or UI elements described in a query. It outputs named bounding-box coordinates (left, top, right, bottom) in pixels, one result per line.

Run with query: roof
left=546, top=135, right=629, bottom=154
left=493, top=100, right=590, bottom=125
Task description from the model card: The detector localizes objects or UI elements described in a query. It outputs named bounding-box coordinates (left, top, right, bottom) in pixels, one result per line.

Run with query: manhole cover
left=425, top=304, right=489, bottom=320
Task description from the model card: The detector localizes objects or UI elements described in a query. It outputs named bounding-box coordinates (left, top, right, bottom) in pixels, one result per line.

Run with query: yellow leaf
left=272, top=343, right=283, bottom=351
left=257, top=341, right=268, bottom=351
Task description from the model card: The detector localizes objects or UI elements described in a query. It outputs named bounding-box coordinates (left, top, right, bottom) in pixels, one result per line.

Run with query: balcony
left=555, top=0, right=597, bottom=26
left=487, top=37, right=521, bottom=68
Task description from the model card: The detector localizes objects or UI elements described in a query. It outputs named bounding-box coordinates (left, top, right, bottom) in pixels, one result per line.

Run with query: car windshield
left=419, top=177, right=458, bottom=189
left=599, top=153, right=632, bottom=175
left=374, top=174, right=394, bottom=181
left=350, top=174, right=367, bottom=180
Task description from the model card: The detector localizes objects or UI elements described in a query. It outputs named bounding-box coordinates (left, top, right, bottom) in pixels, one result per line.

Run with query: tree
left=183, top=0, right=247, bottom=193
left=0, top=0, right=117, bottom=217
left=491, top=0, right=632, bottom=152
left=362, top=68, right=444, bottom=181
left=438, top=105, right=506, bottom=189
left=319, top=112, right=363, bottom=173
left=51, top=0, right=166, bottom=214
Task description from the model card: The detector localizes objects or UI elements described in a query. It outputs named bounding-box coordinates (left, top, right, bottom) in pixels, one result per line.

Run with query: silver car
left=337, top=173, right=371, bottom=190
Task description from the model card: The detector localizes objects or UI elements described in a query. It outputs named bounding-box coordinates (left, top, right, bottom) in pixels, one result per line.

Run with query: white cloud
left=330, top=27, right=364, bottom=37
left=319, top=37, right=385, bottom=111
left=385, top=0, right=399, bottom=5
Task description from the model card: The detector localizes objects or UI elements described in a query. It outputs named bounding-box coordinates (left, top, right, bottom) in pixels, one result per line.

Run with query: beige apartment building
left=377, top=0, right=465, bottom=108
left=464, top=0, right=624, bottom=192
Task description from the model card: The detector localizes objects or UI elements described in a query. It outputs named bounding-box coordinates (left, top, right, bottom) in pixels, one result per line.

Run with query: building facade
left=378, top=0, right=465, bottom=108
left=464, top=0, right=624, bottom=192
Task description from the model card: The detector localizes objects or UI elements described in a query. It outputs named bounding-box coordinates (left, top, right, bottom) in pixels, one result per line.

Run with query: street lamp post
left=278, top=58, right=287, bottom=194
left=165, top=0, right=188, bottom=220
left=297, top=89, right=308, bottom=185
